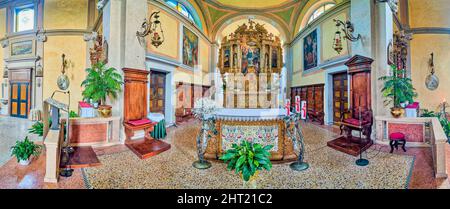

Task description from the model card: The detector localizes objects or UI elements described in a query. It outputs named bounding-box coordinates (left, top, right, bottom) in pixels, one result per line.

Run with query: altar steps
left=327, top=136, right=373, bottom=156
left=126, top=138, right=171, bottom=160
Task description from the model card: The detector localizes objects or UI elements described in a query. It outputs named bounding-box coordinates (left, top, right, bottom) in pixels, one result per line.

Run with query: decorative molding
left=407, top=27, right=450, bottom=35
left=97, top=0, right=109, bottom=11
left=36, top=29, right=47, bottom=42
left=83, top=31, right=98, bottom=42
left=1, top=39, right=9, bottom=48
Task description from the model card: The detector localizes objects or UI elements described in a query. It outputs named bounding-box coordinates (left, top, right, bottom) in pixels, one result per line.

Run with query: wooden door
left=333, top=73, right=349, bottom=123
left=10, top=82, right=30, bottom=118
left=149, top=71, right=166, bottom=114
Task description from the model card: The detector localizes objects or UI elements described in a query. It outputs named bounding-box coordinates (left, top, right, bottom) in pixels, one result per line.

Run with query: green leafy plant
left=81, top=61, right=123, bottom=105
left=69, top=110, right=79, bottom=118
left=421, top=109, right=438, bottom=117
left=10, top=136, right=43, bottom=162
left=379, top=65, right=418, bottom=107
left=28, top=121, right=44, bottom=136
left=219, top=140, right=273, bottom=182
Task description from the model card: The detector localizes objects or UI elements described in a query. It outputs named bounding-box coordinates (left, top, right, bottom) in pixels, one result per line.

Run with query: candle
left=295, top=96, right=301, bottom=113
left=285, top=99, right=291, bottom=116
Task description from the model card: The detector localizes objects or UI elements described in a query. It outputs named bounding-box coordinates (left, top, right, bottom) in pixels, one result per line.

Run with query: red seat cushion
left=128, top=119, right=152, bottom=126
left=343, top=118, right=369, bottom=126
left=390, top=132, right=405, bottom=140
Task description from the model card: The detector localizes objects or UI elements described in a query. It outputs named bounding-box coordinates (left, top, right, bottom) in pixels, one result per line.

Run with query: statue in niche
left=233, top=53, right=237, bottom=68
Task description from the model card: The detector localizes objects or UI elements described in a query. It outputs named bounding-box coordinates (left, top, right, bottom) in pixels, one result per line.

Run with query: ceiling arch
left=212, top=14, right=290, bottom=44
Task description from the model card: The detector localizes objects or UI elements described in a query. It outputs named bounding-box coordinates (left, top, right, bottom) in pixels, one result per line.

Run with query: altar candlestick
left=285, top=99, right=291, bottom=116
left=295, top=96, right=301, bottom=113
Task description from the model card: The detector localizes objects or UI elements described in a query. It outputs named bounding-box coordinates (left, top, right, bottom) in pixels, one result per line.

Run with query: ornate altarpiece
left=218, top=20, right=283, bottom=108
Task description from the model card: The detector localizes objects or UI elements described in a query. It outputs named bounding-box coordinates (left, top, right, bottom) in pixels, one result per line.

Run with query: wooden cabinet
left=291, top=84, right=324, bottom=124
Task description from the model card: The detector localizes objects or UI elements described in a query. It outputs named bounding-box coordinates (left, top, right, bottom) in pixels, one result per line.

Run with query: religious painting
left=182, top=26, right=198, bottom=68
left=10, top=39, right=35, bottom=58
left=241, top=47, right=260, bottom=74
left=272, top=48, right=278, bottom=68
left=224, top=47, right=230, bottom=68
left=303, top=29, right=318, bottom=71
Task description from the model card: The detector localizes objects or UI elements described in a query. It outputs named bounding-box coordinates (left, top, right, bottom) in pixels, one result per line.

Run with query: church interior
left=0, top=0, right=449, bottom=189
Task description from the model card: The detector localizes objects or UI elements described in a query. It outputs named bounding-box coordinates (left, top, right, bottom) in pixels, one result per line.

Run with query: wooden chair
left=339, top=107, right=373, bottom=141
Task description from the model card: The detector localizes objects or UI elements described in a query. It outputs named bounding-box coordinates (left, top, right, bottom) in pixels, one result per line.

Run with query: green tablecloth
left=151, top=119, right=167, bottom=139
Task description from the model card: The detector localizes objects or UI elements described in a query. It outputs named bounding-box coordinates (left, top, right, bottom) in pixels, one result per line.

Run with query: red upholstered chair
left=389, top=132, right=406, bottom=153
left=339, top=108, right=373, bottom=141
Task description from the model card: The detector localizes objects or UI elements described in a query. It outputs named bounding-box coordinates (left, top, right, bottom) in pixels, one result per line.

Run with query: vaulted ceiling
left=193, top=0, right=342, bottom=42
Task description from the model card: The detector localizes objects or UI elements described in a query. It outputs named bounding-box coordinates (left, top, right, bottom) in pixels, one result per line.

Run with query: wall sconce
left=136, top=11, right=165, bottom=48
left=333, top=19, right=361, bottom=54
left=425, top=52, right=439, bottom=91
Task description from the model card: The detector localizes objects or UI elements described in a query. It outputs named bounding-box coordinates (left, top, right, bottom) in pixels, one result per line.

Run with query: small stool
left=389, top=132, right=407, bottom=153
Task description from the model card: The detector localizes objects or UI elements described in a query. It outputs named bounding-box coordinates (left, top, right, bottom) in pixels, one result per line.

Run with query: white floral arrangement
left=193, top=97, right=217, bottom=119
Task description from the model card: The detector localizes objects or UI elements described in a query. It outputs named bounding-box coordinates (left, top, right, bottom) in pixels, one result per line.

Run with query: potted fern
left=10, top=136, right=43, bottom=166
left=379, top=65, right=417, bottom=118
left=81, top=61, right=123, bottom=117
left=220, top=140, right=273, bottom=188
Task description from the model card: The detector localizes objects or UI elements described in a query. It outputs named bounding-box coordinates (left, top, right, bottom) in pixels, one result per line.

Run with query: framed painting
left=182, top=26, right=198, bottom=68
left=271, top=48, right=278, bottom=68
left=303, top=29, right=318, bottom=71
left=10, top=39, right=35, bottom=59
left=224, top=47, right=230, bottom=68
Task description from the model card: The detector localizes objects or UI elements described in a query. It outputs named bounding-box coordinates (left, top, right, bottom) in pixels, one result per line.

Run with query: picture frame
left=10, top=39, right=35, bottom=59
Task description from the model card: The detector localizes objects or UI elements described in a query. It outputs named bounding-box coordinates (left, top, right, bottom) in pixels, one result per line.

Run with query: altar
left=204, top=108, right=296, bottom=161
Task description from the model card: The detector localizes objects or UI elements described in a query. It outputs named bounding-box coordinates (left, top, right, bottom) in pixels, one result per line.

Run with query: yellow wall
left=409, top=0, right=450, bottom=28
left=410, top=34, right=450, bottom=110
left=148, top=4, right=212, bottom=87
left=147, top=8, right=179, bottom=60
left=321, top=11, right=348, bottom=61
left=291, top=9, right=347, bottom=87
left=44, top=0, right=89, bottom=30
left=43, top=36, right=87, bottom=111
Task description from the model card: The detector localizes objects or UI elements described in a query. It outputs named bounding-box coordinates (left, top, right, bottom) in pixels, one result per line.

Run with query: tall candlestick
left=285, top=99, right=291, bottom=116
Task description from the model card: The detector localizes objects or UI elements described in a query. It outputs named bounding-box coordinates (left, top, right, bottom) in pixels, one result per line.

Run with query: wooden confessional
left=339, top=55, right=374, bottom=141
left=123, top=68, right=171, bottom=159
left=123, top=68, right=156, bottom=141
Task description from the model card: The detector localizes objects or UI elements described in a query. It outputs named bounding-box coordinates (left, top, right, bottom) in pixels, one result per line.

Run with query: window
left=15, top=5, right=35, bottom=32
left=307, top=3, right=335, bottom=25
left=165, top=0, right=202, bottom=29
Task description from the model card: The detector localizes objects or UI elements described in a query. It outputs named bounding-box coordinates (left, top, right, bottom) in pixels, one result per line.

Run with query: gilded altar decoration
left=218, top=19, right=283, bottom=109
left=183, top=26, right=198, bottom=68
left=89, top=35, right=107, bottom=65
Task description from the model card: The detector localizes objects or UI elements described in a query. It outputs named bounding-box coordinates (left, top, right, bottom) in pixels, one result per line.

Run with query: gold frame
left=9, top=39, right=36, bottom=59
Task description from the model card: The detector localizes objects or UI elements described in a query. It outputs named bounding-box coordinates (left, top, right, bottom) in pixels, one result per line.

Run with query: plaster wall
left=43, top=36, right=87, bottom=111
left=410, top=34, right=450, bottom=110
left=409, top=0, right=450, bottom=28
left=43, top=0, right=89, bottom=30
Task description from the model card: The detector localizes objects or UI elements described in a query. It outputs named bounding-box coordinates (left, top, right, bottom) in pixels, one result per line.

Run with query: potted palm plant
left=81, top=61, right=123, bottom=117
left=10, top=136, right=43, bottom=166
left=220, top=140, right=273, bottom=188
left=379, top=65, right=417, bottom=118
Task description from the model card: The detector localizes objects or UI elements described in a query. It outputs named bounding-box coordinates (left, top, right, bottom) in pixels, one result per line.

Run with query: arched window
left=307, top=3, right=335, bottom=25
left=165, top=0, right=202, bottom=29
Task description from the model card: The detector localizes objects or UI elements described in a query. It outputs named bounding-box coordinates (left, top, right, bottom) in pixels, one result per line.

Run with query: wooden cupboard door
left=333, top=73, right=349, bottom=123
left=150, top=71, right=166, bottom=114
left=10, top=82, right=30, bottom=118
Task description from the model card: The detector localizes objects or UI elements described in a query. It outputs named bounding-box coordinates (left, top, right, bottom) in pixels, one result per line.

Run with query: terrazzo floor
left=0, top=118, right=448, bottom=189
left=82, top=122, right=415, bottom=189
